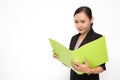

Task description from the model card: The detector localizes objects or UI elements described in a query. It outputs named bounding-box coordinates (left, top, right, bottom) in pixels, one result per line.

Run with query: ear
left=90, top=17, right=94, bottom=24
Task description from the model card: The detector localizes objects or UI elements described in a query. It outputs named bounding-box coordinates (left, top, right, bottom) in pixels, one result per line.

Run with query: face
left=74, top=12, right=93, bottom=35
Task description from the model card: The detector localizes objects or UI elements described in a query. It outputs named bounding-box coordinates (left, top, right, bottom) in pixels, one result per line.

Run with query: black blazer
left=69, top=28, right=106, bottom=80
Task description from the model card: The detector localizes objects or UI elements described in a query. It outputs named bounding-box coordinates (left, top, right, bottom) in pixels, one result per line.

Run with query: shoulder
left=85, top=29, right=103, bottom=42
left=90, top=32, right=103, bottom=40
left=85, top=28, right=103, bottom=42
left=91, top=32, right=103, bottom=39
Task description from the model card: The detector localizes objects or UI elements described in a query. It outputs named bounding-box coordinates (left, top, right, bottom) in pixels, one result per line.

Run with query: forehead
left=74, top=12, right=89, bottom=20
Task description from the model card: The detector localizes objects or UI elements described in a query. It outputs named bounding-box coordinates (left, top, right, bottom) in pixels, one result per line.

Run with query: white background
left=0, top=0, right=120, bottom=80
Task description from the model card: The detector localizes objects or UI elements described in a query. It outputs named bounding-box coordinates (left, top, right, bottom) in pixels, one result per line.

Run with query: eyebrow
left=74, top=19, right=85, bottom=22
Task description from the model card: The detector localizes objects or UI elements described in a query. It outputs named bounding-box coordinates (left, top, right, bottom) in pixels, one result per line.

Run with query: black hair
left=74, top=6, right=93, bottom=19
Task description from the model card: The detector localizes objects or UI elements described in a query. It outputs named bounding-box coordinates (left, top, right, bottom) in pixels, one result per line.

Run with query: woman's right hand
left=53, top=51, right=58, bottom=59
left=52, top=51, right=68, bottom=67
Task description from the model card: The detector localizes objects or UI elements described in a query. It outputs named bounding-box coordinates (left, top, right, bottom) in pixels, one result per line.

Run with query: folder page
left=49, top=38, right=73, bottom=67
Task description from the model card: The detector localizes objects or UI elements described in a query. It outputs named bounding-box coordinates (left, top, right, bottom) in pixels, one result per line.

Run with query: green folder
left=49, top=36, right=108, bottom=74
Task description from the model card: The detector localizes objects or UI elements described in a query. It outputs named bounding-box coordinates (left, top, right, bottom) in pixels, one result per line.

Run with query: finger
left=72, top=60, right=79, bottom=65
left=71, top=63, right=81, bottom=71
left=53, top=54, right=58, bottom=58
left=71, top=61, right=80, bottom=67
left=71, top=63, right=77, bottom=69
left=83, top=58, right=89, bottom=66
left=63, top=63, right=67, bottom=67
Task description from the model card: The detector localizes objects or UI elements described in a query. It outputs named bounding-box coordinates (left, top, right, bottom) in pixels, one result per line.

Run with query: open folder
left=49, top=36, right=108, bottom=74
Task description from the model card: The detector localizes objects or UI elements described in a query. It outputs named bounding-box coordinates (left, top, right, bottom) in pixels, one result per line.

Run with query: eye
left=81, top=20, right=85, bottom=23
left=75, top=22, right=78, bottom=23
left=74, top=21, right=78, bottom=23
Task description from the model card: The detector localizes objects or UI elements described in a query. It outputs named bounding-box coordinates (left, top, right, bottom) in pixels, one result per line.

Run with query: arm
left=72, top=60, right=105, bottom=75
left=90, top=66, right=104, bottom=74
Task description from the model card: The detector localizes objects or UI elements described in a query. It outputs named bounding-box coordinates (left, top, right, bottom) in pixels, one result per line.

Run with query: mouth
left=78, top=29, right=83, bottom=31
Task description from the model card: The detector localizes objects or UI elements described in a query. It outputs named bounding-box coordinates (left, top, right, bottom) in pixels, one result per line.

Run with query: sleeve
left=100, top=63, right=106, bottom=70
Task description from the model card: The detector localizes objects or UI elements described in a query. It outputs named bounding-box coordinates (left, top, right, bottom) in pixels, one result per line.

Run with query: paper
left=49, top=36, right=108, bottom=74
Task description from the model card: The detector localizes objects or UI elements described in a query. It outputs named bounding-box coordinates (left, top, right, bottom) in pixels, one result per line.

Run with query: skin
left=74, top=12, right=93, bottom=36
left=53, top=11, right=104, bottom=74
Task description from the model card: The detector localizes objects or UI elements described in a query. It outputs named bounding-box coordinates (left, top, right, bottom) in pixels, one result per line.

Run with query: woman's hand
left=71, top=59, right=91, bottom=74
left=52, top=51, right=68, bottom=67
left=52, top=51, right=58, bottom=59
left=53, top=53, right=58, bottom=59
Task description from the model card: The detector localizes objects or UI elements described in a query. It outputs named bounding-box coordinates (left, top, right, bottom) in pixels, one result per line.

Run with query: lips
left=78, top=29, right=83, bottom=31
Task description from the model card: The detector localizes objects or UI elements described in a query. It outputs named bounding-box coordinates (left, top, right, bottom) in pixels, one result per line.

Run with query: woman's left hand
left=71, top=59, right=91, bottom=74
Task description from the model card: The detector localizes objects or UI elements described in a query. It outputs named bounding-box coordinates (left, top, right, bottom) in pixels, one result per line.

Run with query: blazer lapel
left=79, top=28, right=95, bottom=47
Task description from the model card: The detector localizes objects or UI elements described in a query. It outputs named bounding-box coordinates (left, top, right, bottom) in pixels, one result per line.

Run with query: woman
left=54, top=6, right=106, bottom=80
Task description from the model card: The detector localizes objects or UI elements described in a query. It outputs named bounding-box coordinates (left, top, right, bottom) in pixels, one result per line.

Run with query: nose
left=78, top=23, right=82, bottom=28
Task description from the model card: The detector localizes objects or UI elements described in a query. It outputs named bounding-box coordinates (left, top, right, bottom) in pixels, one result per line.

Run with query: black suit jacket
left=69, top=28, right=106, bottom=80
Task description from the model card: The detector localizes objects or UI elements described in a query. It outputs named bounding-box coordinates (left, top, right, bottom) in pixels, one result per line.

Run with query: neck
left=77, top=27, right=91, bottom=43
left=80, top=32, right=88, bottom=38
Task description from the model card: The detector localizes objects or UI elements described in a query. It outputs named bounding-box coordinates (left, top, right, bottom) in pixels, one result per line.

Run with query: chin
left=79, top=30, right=84, bottom=34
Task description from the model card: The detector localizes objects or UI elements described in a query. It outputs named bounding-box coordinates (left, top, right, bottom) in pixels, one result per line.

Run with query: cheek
left=84, top=24, right=91, bottom=32
left=84, top=22, right=91, bottom=28
left=74, top=23, right=79, bottom=28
